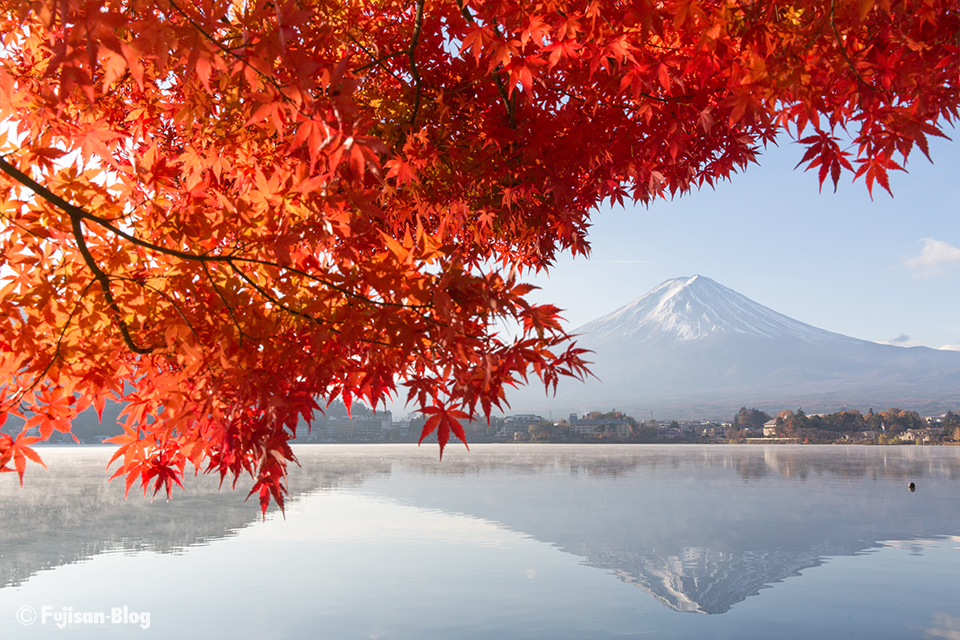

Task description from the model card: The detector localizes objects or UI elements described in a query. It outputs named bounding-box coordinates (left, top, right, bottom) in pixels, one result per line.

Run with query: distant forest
left=402, top=406, right=959, bottom=445
left=726, top=406, right=959, bottom=444
left=3, top=400, right=958, bottom=446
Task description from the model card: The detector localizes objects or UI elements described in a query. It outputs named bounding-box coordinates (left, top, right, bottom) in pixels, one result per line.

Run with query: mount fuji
left=509, top=275, right=959, bottom=418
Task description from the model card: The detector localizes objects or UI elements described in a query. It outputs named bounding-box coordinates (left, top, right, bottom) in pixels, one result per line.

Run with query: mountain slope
left=579, top=275, right=856, bottom=345
left=508, top=275, right=959, bottom=417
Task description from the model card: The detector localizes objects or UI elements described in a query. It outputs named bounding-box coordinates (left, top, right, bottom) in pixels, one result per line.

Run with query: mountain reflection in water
left=2, top=444, right=958, bottom=616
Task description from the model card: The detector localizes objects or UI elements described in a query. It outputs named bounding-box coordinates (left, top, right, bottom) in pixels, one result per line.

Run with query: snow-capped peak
left=576, top=275, right=853, bottom=345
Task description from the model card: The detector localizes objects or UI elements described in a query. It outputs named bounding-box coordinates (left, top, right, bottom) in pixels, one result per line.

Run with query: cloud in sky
left=922, top=613, right=960, bottom=640
left=903, top=238, right=960, bottom=279
left=879, top=334, right=924, bottom=347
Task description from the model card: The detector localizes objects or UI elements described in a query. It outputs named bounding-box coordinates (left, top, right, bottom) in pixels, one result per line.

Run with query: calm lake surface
left=1, top=444, right=958, bottom=639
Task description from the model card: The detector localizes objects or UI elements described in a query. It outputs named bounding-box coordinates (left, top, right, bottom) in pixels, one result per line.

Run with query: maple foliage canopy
left=0, top=0, right=956, bottom=513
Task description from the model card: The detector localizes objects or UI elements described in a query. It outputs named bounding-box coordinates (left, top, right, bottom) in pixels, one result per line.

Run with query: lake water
left=1, top=444, right=958, bottom=639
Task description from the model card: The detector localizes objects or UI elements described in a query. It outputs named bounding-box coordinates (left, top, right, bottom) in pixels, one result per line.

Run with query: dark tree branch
left=166, top=0, right=282, bottom=93
left=69, top=203, right=156, bottom=354
left=0, top=278, right=97, bottom=415
left=0, top=154, right=429, bottom=312
left=353, top=50, right=409, bottom=75
left=0, top=155, right=498, bottom=352
left=453, top=0, right=516, bottom=126
left=349, top=35, right=409, bottom=86
left=0, top=156, right=155, bottom=354
left=116, top=274, right=203, bottom=346
left=201, top=262, right=259, bottom=343
left=408, top=0, right=426, bottom=126
left=225, top=262, right=394, bottom=347
left=828, top=1, right=885, bottom=102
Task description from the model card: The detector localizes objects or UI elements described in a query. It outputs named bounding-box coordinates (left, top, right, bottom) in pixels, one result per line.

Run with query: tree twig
left=408, top=0, right=426, bottom=126
left=0, top=279, right=97, bottom=414
left=0, top=156, right=155, bottom=354
left=453, top=0, right=516, bottom=126
left=0, top=155, right=428, bottom=312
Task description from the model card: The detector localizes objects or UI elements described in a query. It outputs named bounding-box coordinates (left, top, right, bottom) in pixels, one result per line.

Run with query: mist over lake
left=2, top=444, right=958, bottom=639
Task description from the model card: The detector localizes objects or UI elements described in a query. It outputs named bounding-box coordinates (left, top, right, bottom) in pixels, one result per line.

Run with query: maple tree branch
left=69, top=210, right=156, bottom=355
left=225, top=262, right=321, bottom=325
left=69, top=210, right=435, bottom=312
left=168, top=2, right=245, bottom=62
left=564, top=85, right=694, bottom=110
left=352, top=50, right=409, bottom=75
left=0, top=154, right=431, bottom=314
left=453, top=0, right=516, bottom=126
left=349, top=35, right=409, bottom=87
left=0, top=278, right=97, bottom=415
left=828, top=4, right=883, bottom=102
left=51, top=277, right=98, bottom=361
left=0, top=157, right=155, bottom=355
left=224, top=261, right=452, bottom=351
left=165, top=0, right=281, bottom=93
left=407, top=0, right=426, bottom=126
left=201, top=262, right=259, bottom=344
left=492, top=68, right=516, bottom=126
left=165, top=0, right=323, bottom=125
left=803, top=2, right=835, bottom=46
left=225, top=261, right=399, bottom=346
left=0, top=211, right=55, bottom=243
left=115, top=275, right=203, bottom=346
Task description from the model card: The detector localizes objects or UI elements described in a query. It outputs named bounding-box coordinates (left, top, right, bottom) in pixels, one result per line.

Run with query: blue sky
left=523, top=133, right=960, bottom=351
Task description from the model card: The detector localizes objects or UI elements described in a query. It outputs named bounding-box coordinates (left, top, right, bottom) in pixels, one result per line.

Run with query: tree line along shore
left=12, top=404, right=959, bottom=447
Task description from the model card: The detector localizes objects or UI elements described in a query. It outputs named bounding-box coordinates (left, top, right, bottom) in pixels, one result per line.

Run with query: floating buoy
left=908, top=482, right=916, bottom=492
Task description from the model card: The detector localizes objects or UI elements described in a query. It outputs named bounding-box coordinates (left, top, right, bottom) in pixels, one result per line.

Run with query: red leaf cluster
left=0, top=0, right=955, bottom=515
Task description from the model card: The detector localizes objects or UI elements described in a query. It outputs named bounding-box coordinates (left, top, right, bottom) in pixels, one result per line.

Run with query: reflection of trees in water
left=441, top=444, right=958, bottom=483
left=357, top=445, right=960, bottom=615
left=754, top=446, right=959, bottom=483
left=923, top=613, right=960, bottom=640
left=3, top=444, right=958, bottom=607
left=734, top=456, right=772, bottom=480
left=0, top=448, right=390, bottom=588
left=585, top=537, right=923, bottom=614
left=1, top=445, right=648, bottom=589
left=597, top=546, right=831, bottom=614
left=366, top=444, right=959, bottom=482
